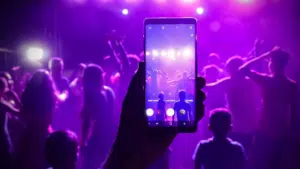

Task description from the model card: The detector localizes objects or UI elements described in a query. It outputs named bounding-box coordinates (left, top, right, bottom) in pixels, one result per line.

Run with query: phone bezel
left=143, top=17, right=198, bottom=133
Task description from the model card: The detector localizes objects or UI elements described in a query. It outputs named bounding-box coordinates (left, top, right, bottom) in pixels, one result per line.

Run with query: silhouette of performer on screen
left=173, top=90, right=192, bottom=123
left=156, top=92, right=166, bottom=123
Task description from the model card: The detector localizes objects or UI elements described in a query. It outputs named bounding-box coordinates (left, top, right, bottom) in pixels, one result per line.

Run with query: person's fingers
left=146, top=127, right=177, bottom=166
left=272, top=46, right=280, bottom=51
left=118, top=62, right=147, bottom=153
left=120, top=69, right=140, bottom=127
left=135, top=62, right=147, bottom=128
left=122, top=62, right=143, bottom=109
left=195, top=77, right=206, bottom=123
left=196, top=90, right=205, bottom=123
left=196, top=76, right=206, bottom=89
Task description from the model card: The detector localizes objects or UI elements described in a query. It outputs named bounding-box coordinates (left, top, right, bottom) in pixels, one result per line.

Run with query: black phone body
left=144, top=17, right=198, bottom=133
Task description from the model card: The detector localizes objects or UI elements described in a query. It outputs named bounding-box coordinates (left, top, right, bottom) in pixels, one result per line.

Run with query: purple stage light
left=181, top=0, right=196, bottom=4
left=155, top=0, right=167, bottom=3
left=73, top=0, right=86, bottom=4
left=196, top=7, right=204, bottom=15
left=238, top=0, right=252, bottom=3
left=122, top=8, right=129, bottom=15
left=26, top=47, right=44, bottom=62
left=183, top=48, right=192, bottom=58
left=161, top=50, right=167, bottom=57
left=125, top=0, right=138, bottom=3
left=98, top=0, right=111, bottom=3
left=167, top=49, right=175, bottom=58
left=152, top=50, right=159, bottom=56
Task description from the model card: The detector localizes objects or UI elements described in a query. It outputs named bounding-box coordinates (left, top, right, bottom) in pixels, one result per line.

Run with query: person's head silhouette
left=182, top=71, right=188, bottom=79
left=209, top=108, right=232, bottom=139
left=178, top=90, right=186, bottom=102
left=208, top=53, right=221, bottom=66
left=45, top=130, right=79, bottom=169
left=225, top=56, right=244, bottom=76
left=268, top=49, right=289, bottom=76
left=75, top=63, right=87, bottom=78
left=158, top=92, right=164, bottom=100
left=49, top=57, right=64, bottom=77
left=83, top=64, right=105, bottom=91
left=203, top=64, right=221, bottom=83
left=21, top=69, right=56, bottom=127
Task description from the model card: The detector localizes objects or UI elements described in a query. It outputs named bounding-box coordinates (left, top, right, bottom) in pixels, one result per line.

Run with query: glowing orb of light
left=166, top=108, right=175, bottom=117
left=146, top=108, right=154, bottom=117
left=26, top=47, right=44, bottom=61
left=152, top=50, right=159, bottom=56
left=58, top=93, right=68, bottom=101
left=182, top=0, right=196, bottom=4
left=196, top=7, right=204, bottom=15
left=238, top=0, right=252, bottom=3
left=122, top=8, right=129, bottom=15
left=183, top=48, right=192, bottom=58
left=161, top=50, right=167, bottom=57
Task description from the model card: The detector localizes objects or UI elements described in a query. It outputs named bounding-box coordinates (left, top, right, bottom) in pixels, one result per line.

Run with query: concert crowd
left=0, top=38, right=299, bottom=169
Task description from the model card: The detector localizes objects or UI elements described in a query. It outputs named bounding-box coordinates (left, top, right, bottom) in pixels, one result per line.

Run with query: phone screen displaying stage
left=145, top=22, right=196, bottom=127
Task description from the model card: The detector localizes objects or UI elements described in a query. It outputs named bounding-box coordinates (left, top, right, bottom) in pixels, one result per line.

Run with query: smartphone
left=144, top=17, right=198, bottom=132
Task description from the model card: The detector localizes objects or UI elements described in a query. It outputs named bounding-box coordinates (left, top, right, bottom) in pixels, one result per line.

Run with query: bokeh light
left=125, top=0, right=139, bottom=3
left=167, top=108, right=175, bottom=117
left=181, top=0, right=196, bottom=4
left=122, top=8, right=129, bottom=15
left=183, top=48, right=192, bottom=58
left=238, top=0, right=252, bottom=3
left=146, top=108, right=154, bottom=117
left=155, top=0, right=167, bottom=3
left=72, top=0, right=86, bottom=4
left=196, top=7, right=204, bottom=15
left=161, top=50, right=167, bottom=57
left=152, top=50, right=159, bottom=56
left=167, top=49, right=176, bottom=59
left=26, top=47, right=44, bottom=62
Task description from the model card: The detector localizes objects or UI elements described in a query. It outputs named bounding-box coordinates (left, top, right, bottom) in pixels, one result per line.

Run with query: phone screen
left=145, top=19, right=196, bottom=128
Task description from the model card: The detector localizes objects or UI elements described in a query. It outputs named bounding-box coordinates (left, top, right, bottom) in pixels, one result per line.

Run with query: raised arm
left=116, top=40, right=130, bottom=71
left=1, top=100, right=19, bottom=116
left=107, top=40, right=121, bottom=69
left=80, top=106, right=92, bottom=148
left=240, top=46, right=280, bottom=73
left=240, top=51, right=271, bottom=73
left=57, top=79, right=70, bottom=102
left=205, top=77, right=229, bottom=89
left=6, top=90, right=21, bottom=108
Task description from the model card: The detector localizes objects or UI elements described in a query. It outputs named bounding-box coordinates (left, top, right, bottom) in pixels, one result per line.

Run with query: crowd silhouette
left=0, top=37, right=298, bottom=169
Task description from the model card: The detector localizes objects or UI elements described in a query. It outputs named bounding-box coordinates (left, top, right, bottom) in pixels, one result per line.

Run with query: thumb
left=195, top=77, right=206, bottom=122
